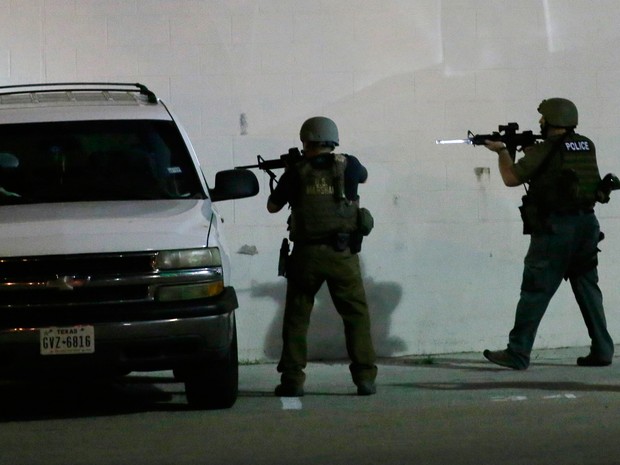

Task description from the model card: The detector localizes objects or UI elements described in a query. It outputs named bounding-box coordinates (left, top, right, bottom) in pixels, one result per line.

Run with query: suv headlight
left=153, top=248, right=224, bottom=302
left=154, top=248, right=221, bottom=270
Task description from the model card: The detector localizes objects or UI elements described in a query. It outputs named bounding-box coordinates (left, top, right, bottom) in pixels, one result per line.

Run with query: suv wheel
left=184, top=322, right=239, bottom=410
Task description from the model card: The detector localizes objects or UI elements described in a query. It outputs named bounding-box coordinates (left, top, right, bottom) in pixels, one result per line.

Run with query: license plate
left=40, top=326, right=95, bottom=355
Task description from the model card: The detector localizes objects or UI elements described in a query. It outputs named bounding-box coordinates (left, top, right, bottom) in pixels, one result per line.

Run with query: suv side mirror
left=209, top=169, right=259, bottom=202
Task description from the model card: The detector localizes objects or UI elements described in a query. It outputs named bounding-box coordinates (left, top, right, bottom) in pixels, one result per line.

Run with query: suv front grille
left=0, top=253, right=155, bottom=278
left=3, top=285, right=150, bottom=306
left=0, top=252, right=158, bottom=308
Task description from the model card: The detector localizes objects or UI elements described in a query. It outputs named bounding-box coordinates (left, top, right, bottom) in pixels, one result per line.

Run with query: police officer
left=482, top=98, right=614, bottom=370
left=267, top=116, right=378, bottom=396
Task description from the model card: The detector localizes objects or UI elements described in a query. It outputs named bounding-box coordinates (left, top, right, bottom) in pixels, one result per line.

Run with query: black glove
left=596, top=173, right=620, bottom=204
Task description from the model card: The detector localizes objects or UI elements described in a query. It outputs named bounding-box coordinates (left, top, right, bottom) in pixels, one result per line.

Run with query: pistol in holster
left=278, top=238, right=290, bottom=277
left=519, top=195, right=550, bottom=235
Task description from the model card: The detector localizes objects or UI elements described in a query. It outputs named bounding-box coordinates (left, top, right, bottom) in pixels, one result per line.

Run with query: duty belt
left=295, top=232, right=351, bottom=250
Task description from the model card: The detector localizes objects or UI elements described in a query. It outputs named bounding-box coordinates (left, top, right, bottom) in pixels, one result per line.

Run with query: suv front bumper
left=0, top=287, right=239, bottom=376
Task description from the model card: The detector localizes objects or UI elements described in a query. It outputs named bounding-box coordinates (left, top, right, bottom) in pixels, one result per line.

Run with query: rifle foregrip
left=470, top=134, right=500, bottom=146
left=259, top=159, right=288, bottom=170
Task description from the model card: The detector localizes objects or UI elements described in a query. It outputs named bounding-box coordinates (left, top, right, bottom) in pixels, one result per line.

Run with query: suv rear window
left=0, top=119, right=204, bottom=204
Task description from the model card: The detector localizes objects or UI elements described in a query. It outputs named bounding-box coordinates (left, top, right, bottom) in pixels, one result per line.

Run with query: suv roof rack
left=0, top=82, right=158, bottom=104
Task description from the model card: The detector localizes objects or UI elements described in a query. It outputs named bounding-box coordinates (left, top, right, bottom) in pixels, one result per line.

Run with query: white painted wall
left=4, top=0, right=620, bottom=361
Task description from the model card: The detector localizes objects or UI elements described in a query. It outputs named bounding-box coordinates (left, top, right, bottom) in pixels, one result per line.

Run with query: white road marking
left=491, top=393, right=578, bottom=402
left=543, top=393, right=577, bottom=399
left=491, top=395, right=528, bottom=402
left=280, top=397, right=303, bottom=410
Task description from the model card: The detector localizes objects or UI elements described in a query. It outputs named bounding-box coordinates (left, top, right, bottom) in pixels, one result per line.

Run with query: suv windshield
left=0, top=119, right=204, bottom=204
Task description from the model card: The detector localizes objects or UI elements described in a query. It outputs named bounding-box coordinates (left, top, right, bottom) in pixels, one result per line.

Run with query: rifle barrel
left=435, top=138, right=473, bottom=145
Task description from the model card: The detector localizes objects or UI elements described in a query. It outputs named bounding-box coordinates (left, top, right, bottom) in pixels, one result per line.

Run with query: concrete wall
left=5, top=0, right=620, bottom=361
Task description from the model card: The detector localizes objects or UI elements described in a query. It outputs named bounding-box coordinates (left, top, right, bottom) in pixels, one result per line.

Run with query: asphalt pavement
left=2, top=345, right=620, bottom=465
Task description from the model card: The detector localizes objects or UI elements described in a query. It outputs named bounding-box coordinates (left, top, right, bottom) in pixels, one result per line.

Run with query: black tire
left=184, top=321, right=239, bottom=410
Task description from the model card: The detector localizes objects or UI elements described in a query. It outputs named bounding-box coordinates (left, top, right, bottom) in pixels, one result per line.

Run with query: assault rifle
left=438, top=123, right=620, bottom=204
left=435, top=122, right=543, bottom=160
left=235, top=147, right=303, bottom=192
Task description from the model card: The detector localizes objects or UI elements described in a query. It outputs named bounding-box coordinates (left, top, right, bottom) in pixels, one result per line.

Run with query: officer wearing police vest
left=482, top=98, right=614, bottom=370
left=267, top=116, right=378, bottom=396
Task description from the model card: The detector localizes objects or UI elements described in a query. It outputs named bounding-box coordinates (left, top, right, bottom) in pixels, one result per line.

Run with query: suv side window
left=0, top=120, right=205, bottom=204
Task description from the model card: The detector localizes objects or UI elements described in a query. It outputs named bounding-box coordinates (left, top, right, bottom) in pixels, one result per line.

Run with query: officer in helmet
left=267, top=116, right=378, bottom=396
left=482, top=98, right=614, bottom=370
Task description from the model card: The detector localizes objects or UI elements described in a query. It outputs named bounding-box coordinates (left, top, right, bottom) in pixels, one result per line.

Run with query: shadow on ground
left=0, top=374, right=188, bottom=422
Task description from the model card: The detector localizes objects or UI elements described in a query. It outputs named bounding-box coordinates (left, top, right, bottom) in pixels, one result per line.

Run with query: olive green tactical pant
left=278, top=244, right=377, bottom=388
left=506, top=212, right=614, bottom=368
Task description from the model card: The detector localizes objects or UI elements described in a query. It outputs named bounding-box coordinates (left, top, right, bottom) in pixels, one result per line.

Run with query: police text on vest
left=565, top=141, right=590, bottom=151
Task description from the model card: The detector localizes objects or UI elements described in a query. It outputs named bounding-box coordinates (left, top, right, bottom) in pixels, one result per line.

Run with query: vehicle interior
left=0, top=119, right=205, bottom=204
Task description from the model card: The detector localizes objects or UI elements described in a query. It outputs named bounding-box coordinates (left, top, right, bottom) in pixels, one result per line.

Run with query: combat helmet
left=299, top=116, right=339, bottom=147
left=538, top=98, right=578, bottom=128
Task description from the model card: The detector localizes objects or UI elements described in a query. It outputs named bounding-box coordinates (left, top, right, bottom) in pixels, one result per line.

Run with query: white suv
left=0, top=83, right=258, bottom=409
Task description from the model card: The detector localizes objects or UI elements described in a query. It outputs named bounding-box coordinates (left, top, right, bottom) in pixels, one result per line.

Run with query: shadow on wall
left=250, top=259, right=405, bottom=360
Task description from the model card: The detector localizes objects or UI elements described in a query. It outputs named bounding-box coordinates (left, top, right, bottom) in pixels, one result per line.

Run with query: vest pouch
left=357, top=207, right=374, bottom=236
left=558, top=168, right=580, bottom=204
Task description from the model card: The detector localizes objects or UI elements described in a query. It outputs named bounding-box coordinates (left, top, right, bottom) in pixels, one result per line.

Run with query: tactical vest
left=289, top=153, right=359, bottom=243
left=527, top=133, right=600, bottom=212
